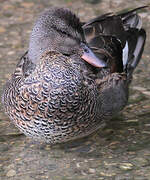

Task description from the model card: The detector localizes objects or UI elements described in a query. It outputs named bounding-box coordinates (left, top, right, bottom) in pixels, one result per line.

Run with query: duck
left=2, top=6, right=147, bottom=144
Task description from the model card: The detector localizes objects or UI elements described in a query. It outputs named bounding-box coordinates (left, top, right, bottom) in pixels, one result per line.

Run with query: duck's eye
left=59, top=27, right=81, bottom=45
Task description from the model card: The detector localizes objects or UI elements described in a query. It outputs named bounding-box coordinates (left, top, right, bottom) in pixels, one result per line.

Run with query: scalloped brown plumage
left=2, top=6, right=147, bottom=144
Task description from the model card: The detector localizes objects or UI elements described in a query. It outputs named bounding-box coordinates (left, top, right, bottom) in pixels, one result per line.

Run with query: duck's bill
left=81, top=44, right=107, bottom=68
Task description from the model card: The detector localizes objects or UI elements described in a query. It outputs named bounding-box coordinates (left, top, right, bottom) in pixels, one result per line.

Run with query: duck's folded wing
left=83, top=12, right=125, bottom=73
left=83, top=6, right=147, bottom=46
left=118, top=6, right=147, bottom=30
left=125, top=28, right=146, bottom=78
left=82, top=6, right=147, bottom=74
left=87, top=35, right=123, bottom=73
left=83, top=13, right=126, bottom=46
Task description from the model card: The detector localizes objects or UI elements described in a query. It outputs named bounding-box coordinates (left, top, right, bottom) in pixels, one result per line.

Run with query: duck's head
left=28, top=7, right=106, bottom=68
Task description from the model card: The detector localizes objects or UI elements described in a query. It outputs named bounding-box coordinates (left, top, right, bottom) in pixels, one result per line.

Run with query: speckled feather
left=2, top=7, right=146, bottom=144
left=2, top=50, right=128, bottom=143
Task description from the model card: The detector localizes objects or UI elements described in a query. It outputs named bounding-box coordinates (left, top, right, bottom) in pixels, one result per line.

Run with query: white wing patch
left=136, top=17, right=142, bottom=30
left=123, top=41, right=129, bottom=66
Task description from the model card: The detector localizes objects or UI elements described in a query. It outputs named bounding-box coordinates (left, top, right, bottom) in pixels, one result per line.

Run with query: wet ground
left=0, top=0, right=150, bottom=179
